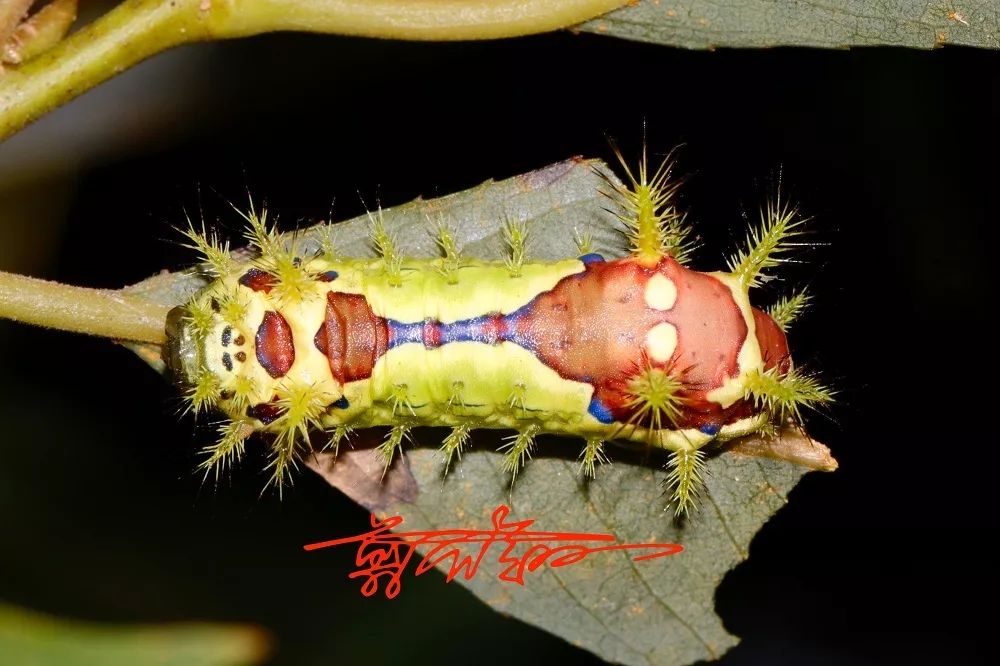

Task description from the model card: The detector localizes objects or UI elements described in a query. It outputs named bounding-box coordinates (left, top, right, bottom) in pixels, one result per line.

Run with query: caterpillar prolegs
left=164, top=151, right=833, bottom=516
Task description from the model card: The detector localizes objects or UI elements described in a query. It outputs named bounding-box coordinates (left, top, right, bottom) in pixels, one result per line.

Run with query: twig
left=0, top=270, right=171, bottom=344
left=0, top=0, right=628, bottom=140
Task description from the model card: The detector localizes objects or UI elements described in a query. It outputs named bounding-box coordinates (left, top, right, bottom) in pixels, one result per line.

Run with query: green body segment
left=316, top=257, right=602, bottom=435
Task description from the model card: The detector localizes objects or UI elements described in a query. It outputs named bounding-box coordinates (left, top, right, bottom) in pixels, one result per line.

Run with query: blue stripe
left=587, top=396, right=615, bottom=424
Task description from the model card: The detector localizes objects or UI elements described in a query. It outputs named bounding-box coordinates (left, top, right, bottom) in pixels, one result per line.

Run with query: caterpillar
left=165, top=149, right=833, bottom=516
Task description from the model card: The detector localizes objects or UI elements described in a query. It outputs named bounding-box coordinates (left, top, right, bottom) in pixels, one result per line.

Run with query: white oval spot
left=645, top=322, right=678, bottom=363
left=645, top=274, right=677, bottom=311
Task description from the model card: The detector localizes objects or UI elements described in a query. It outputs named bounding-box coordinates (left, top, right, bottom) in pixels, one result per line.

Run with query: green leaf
left=308, top=440, right=807, bottom=665
left=127, top=157, right=830, bottom=665
left=0, top=602, right=269, bottom=666
left=580, top=0, right=1000, bottom=50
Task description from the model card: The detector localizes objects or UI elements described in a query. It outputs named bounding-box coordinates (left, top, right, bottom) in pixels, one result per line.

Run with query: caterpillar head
left=163, top=269, right=347, bottom=462
left=166, top=208, right=343, bottom=428
left=163, top=294, right=258, bottom=419
left=164, top=303, right=200, bottom=392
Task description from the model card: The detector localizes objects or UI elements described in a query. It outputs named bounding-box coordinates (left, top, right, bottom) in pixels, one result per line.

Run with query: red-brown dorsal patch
left=239, top=268, right=277, bottom=293
left=313, top=322, right=328, bottom=355
left=513, top=256, right=749, bottom=428
left=752, top=307, right=791, bottom=374
left=256, top=311, right=295, bottom=378
left=315, top=292, right=389, bottom=384
left=662, top=259, right=746, bottom=391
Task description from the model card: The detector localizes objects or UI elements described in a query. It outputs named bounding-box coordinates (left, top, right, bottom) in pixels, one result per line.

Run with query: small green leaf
left=581, top=0, right=1000, bottom=50
left=0, top=602, right=269, bottom=666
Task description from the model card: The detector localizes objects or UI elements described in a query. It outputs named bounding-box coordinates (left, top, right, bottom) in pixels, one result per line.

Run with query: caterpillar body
left=165, top=153, right=832, bottom=515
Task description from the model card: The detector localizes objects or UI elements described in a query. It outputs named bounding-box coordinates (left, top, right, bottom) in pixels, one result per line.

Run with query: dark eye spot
left=221, top=326, right=232, bottom=346
left=210, top=298, right=221, bottom=312
left=222, top=352, right=233, bottom=371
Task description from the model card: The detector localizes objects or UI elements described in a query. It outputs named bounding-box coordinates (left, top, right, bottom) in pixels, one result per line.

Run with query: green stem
left=0, top=270, right=171, bottom=344
left=0, top=0, right=627, bottom=141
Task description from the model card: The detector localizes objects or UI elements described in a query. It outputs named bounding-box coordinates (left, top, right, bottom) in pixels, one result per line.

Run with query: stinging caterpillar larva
left=164, top=148, right=834, bottom=516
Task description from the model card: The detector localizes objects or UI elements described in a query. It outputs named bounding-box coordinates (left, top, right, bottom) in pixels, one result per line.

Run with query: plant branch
left=0, top=270, right=171, bottom=344
left=0, top=0, right=627, bottom=141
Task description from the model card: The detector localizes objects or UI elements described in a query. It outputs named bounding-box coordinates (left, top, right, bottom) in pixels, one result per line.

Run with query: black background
left=1, top=28, right=997, bottom=665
